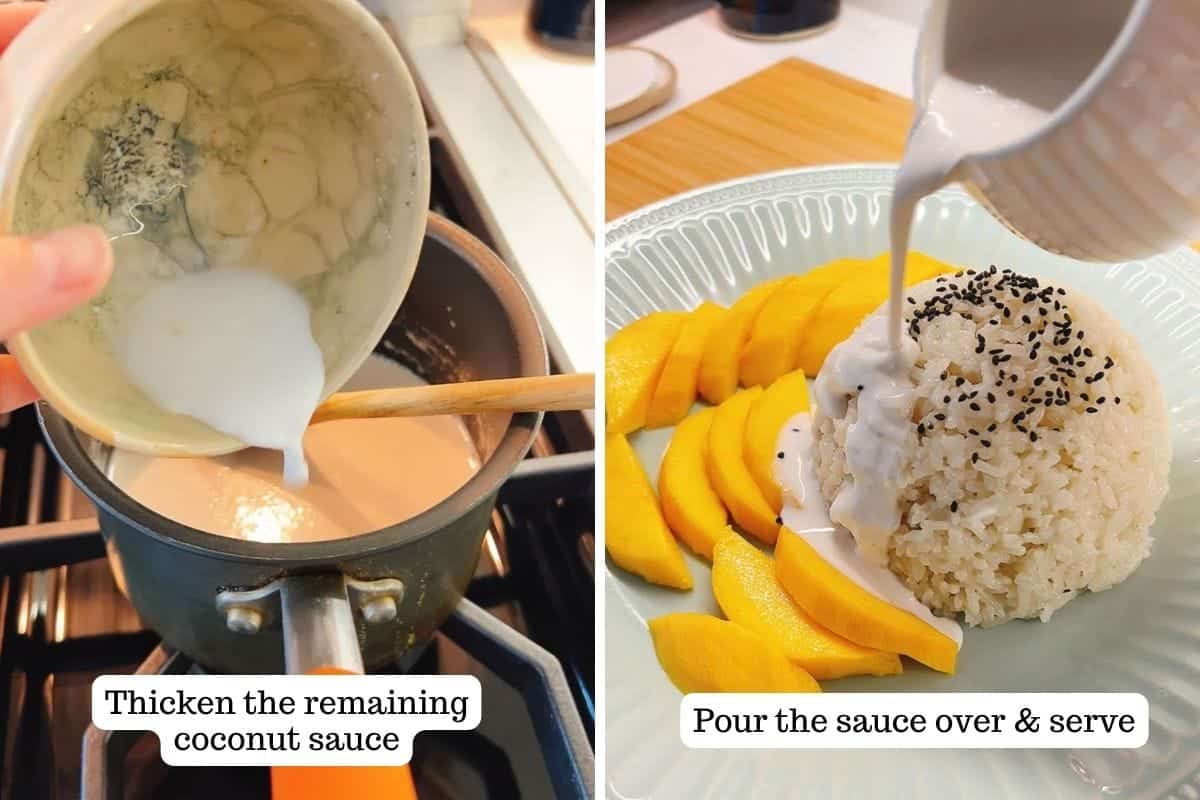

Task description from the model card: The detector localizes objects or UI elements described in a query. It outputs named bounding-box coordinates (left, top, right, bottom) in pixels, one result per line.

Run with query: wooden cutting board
left=606, top=58, right=912, bottom=220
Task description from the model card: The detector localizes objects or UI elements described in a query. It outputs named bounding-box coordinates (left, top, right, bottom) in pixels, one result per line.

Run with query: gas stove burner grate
left=81, top=600, right=593, bottom=800
left=0, top=403, right=594, bottom=799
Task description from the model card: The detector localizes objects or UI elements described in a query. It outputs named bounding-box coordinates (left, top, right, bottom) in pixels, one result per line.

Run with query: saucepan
left=39, top=213, right=548, bottom=675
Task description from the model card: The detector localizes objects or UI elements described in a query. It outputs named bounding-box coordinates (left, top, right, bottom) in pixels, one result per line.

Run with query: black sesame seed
left=956, top=377, right=966, bottom=386
left=969, top=402, right=981, bottom=411
left=944, top=395, right=951, bottom=403
left=1086, top=407, right=1098, bottom=414
left=950, top=501, right=959, bottom=512
left=1115, top=397, right=1122, bottom=405
left=981, top=439, right=992, bottom=447
left=935, top=413, right=946, bottom=421
left=972, top=453, right=980, bottom=464
left=1097, top=397, right=1106, bottom=405
left=777, top=451, right=785, bottom=459
left=1030, top=432, right=1039, bottom=442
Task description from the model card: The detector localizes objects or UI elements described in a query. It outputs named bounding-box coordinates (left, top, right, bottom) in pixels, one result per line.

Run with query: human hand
left=0, top=3, right=114, bottom=413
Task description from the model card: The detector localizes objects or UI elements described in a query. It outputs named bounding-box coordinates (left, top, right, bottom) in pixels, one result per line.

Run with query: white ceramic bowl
left=918, top=0, right=1200, bottom=262
left=2, top=0, right=430, bottom=456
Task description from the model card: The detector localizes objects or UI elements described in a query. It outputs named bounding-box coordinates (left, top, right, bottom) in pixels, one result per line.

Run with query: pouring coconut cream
left=819, top=0, right=1131, bottom=558
left=117, top=268, right=325, bottom=486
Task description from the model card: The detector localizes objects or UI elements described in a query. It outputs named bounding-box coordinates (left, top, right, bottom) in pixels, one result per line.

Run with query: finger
left=0, top=354, right=38, bottom=413
left=0, top=226, right=113, bottom=340
left=0, top=4, right=42, bottom=53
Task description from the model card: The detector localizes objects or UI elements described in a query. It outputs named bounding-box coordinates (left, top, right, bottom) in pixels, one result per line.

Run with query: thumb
left=0, top=226, right=113, bottom=340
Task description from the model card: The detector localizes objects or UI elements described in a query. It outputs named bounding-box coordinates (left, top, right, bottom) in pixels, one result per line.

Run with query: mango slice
left=706, top=387, right=779, bottom=545
left=867, top=250, right=959, bottom=284
left=646, top=302, right=726, bottom=428
left=605, top=312, right=686, bottom=434
left=649, top=612, right=820, bottom=693
left=658, top=408, right=729, bottom=560
left=697, top=278, right=787, bottom=404
left=738, top=260, right=859, bottom=388
left=744, top=368, right=810, bottom=512
left=775, top=528, right=958, bottom=674
left=605, top=432, right=693, bottom=590
left=712, top=535, right=901, bottom=680
left=795, top=253, right=958, bottom=376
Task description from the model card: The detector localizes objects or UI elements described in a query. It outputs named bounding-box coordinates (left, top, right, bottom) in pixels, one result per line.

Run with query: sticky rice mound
left=813, top=267, right=1170, bottom=626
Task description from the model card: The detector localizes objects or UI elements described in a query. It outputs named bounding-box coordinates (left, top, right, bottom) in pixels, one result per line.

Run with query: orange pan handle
left=270, top=666, right=417, bottom=800
left=271, top=576, right=417, bottom=800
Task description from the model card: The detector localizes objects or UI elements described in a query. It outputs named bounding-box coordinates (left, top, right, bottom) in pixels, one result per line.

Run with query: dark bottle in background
left=531, top=0, right=596, bottom=56
left=717, top=0, right=840, bottom=39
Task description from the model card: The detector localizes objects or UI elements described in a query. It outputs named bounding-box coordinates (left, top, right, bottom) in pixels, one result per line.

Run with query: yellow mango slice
left=697, top=278, right=788, bottom=404
left=605, top=312, right=687, bottom=434
left=866, top=250, right=960, bottom=285
left=795, top=274, right=888, bottom=377
left=649, top=613, right=820, bottom=693
left=738, top=261, right=857, bottom=388
left=658, top=408, right=729, bottom=560
left=605, top=432, right=693, bottom=590
left=795, top=253, right=957, bottom=376
left=712, top=535, right=901, bottom=680
left=775, top=528, right=958, bottom=674
left=743, top=369, right=810, bottom=512
left=646, top=302, right=726, bottom=428
left=706, top=387, right=779, bottom=545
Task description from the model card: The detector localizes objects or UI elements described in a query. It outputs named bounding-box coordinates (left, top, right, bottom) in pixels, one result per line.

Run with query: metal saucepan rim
left=38, top=213, right=548, bottom=567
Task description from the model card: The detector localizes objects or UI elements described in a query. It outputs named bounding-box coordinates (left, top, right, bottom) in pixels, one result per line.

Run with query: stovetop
left=0, top=55, right=595, bottom=799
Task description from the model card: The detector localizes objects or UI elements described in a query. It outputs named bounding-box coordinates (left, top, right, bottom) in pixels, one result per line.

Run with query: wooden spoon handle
left=310, top=373, right=594, bottom=425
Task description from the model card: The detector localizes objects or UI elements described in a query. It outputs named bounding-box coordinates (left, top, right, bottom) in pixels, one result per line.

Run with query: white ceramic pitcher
left=914, top=0, right=1200, bottom=262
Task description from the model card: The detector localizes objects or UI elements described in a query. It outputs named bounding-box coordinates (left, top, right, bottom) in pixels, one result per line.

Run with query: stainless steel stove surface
left=0, top=56, right=596, bottom=797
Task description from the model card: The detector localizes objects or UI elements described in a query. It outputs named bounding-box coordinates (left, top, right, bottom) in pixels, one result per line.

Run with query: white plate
left=605, top=165, right=1200, bottom=799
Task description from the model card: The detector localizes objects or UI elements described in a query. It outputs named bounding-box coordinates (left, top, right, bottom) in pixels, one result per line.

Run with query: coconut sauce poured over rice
left=811, top=269, right=1169, bottom=626
left=802, top=1, right=1169, bottom=628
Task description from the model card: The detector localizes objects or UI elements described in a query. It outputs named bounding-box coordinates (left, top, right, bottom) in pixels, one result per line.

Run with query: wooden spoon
left=309, top=373, right=594, bottom=425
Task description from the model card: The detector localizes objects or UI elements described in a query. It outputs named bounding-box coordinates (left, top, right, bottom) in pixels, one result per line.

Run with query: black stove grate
left=0, top=401, right=595, bottom=799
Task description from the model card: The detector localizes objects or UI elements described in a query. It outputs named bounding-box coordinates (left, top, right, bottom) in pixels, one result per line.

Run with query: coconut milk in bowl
left=4, top=0, right=430, bottom=462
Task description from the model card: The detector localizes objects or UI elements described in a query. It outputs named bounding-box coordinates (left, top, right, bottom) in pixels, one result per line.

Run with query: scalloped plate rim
left=604, top=164, right=1200, bottom=800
